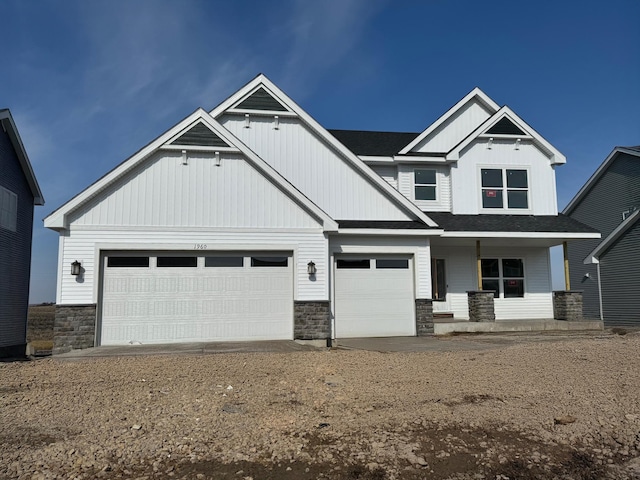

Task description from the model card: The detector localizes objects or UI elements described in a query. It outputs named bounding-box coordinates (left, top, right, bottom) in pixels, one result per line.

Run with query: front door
left=431, top=258, right=451, bottom=313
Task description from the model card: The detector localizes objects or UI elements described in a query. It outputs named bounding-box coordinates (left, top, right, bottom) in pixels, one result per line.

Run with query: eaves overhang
left=583, top=209, right=640, bottom=264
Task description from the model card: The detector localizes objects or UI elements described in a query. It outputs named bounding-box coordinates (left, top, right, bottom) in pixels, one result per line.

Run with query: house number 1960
left=194, top=244, right=208, bottom=250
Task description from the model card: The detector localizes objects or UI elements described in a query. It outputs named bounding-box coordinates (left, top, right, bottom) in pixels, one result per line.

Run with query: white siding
left=450, top=139, right=558, bottom=215
left=431, top=245, right=553, bottom=320
left=397, top=164, right=452, bottom=211
left=57, top=229, right=328, bottom=305
left=220, top=115, right=413, bottom=220
left=370, top=165, right=398, bottom=189
left=413, top=100, right=492, bottom=153
left=68, top=151, right=321, bottom=229
left=329, top=235, right=431, bottom=298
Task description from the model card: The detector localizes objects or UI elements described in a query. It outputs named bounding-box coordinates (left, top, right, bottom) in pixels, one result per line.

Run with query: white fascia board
left=226, top=108, right=297, bottom=118
left=442, top=231, right=601, bottom=239
left=44, top=108, right=338, bottom=232
left=563, top=147, right=640, bottom=215
left=392, top=155, right=451, bottom=163
left=446, top=106, right=566, bottom=165
left=336, top=228, right=444, bottom=236
left=359, top=155, right=395, bottom=164
left=211, top=74, right=438, bottom=228
left=398, top=87, right=500, bottom=155
left=583, top=209, right=640, bottom=264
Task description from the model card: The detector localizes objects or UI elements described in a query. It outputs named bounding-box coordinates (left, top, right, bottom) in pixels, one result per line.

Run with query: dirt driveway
left=2, top=331, right=640, bottom=479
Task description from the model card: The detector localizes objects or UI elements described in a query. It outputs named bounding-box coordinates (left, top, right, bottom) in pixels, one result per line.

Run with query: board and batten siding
left=412, top=99, right=493, bottom=153
left=450, top=139, right=558, bottom=215
left=57, top=229, right=328, bottom=305
left=329, top=235, right=432, bottom=299
left=599, top=220, right=640, bottom=325
left=220, top=115, right=413, bottom=221
left=0, top=128, right=35, bottom=350
left=431, top=245, right=553, bottom=320
left=397, top=164, right=452, bottom=211
left=566, top=151, right=640, bottom=322
left=68, top=151, right=321, bottom=229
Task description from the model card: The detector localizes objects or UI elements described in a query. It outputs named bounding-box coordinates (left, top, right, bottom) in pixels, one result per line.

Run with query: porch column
left=476, top=240, right=482, bottom=290
left=563, top=241, right=571, bottom=290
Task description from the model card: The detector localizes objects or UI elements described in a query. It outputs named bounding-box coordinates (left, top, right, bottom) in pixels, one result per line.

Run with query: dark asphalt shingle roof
left=329, top=129, right=419, bottom=156
left=337, top=220, right=436, bottom=230
left=424, top=212, right=599, bottom=233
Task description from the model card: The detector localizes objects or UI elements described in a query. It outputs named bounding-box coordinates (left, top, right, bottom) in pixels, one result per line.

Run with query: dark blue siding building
left=0, top=109, right=44, bottom=357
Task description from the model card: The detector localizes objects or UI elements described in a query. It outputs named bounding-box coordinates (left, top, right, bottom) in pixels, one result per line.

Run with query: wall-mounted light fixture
left=307, top=261, right=316, bottom=276
left=182, top=150, right=188, bottom=165
left=215, top=151, right=221, bottom=167
left=515, top=138, right=521, bottom=150
left=487, top=137, right=493, bottom=149
left=274, top=115, right=279, bottom=130
left=244, top=113, right=250, bottom=128
left=71, top=260, right=82, bottom=276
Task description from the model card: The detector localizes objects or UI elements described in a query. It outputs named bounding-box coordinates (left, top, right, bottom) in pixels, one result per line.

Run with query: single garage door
left=335, top=256, right=415, bottom=338
left=100, top=252, right=293, bottom=345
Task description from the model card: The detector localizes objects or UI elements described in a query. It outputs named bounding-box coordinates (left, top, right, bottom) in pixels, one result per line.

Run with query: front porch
left=432, top=317, right=603, bottom=335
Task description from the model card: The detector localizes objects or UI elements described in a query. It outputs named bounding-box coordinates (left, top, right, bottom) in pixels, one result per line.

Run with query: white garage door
left=335, top=257, right=415, bottom=338
left=100, top=252, right=293, bottom=345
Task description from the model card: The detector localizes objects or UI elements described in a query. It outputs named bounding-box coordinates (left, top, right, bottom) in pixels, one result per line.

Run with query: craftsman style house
left=44, top=75, right=597, bottom=351
left=0, top=109, right=45, bottom=357
left=564, top=146, right=640, bottom=326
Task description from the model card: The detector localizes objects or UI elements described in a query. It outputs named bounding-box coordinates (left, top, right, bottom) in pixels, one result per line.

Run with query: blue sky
left=1, top=0, right=638, bottom=303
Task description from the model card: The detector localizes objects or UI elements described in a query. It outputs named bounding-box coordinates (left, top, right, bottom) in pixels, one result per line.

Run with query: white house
left=44, top=75, right=599, bottom=352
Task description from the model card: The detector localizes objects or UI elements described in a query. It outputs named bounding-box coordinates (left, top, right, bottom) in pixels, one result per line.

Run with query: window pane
left=481, top=259, right=499, bottom=278
left=336, top=259, right=370, bottom=269
left=108, top=257, right=150, bottom=267
left=415, top=169, right=436, bottom=185
left=503, top=279, right=524, bottom=298
left=482, top=189, right=503, bottom=208
left=507, top=190, right=528, bottom=209
left=481, top=169, right=502, bottom=187
left=502, top=259, right=524, bottom=277
left=482, top=279, right=500, bottom=298
left=157, top=256, right=197, bottom=267
left=506, top=169, right=528, bottom=188
left=205, top=256, right=243, bottom=267
left=415, top=185, right=436, bottom=201
left=251, top=257, right=288, bottom=267
left=376, top=259, right=409, bottom=269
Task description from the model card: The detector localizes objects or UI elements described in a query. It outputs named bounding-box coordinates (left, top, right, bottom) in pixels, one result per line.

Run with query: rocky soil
left=2, top=332, right=640, bottom=479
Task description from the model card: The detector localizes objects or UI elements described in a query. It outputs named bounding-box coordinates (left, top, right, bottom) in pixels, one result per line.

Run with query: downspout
left=596, top=261, right=603, bottom=321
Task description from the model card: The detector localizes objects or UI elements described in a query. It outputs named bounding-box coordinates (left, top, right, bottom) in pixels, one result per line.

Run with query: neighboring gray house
left=0, top=109, right=44, bottom=357
left=563, top=146, right=640, bottom=326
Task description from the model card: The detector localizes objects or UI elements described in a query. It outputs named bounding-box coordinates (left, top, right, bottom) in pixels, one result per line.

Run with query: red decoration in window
left=486, top=190, right=497, bottom=197
left=508, top=280, right=518, bottom=286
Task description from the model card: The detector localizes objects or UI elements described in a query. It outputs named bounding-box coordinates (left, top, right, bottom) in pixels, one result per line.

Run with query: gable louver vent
left=486, top=117, right=526, bottom=136
left=171, top=123, right=229, bottom=147
left=236, top=87, right=287, bottom=111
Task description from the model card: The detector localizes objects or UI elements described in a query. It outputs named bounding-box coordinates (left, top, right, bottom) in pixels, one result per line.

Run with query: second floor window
left=414, top=169, right=437, bottom=201
left=0, top=186, right=18, bottom=232
left=481, top=168, right=528, bottom=210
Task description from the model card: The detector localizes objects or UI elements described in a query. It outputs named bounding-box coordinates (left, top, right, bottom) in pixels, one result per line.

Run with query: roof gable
left=169, top=122, right=230, bottom=147
left=447, top=106, right=566, bottom=165
left=211, top=74, right=438, bottom=227
left=584, top=208, right=640, bottom=264
left=563, top=147, right=640, bottom=215
left=233, top=86, right=289, bottom=112
left=44, top=109, right=337, bottom=231
left=0, top=109, right=44, bottom=205
left=399, top=87, right=500, bottom=155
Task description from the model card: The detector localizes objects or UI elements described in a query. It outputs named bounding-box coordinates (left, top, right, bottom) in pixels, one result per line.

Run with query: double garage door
left=100, top=252, right=293, bottom=345
left=335, top=256, right=415, bottom=338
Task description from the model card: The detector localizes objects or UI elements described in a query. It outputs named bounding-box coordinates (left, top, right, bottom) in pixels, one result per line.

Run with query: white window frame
left=479, top=167, right=531, bottom=213
left=413, top=168, right=438, bottom=203
left=480, top=257, right=526, bottom=299
left=0, top=186, right=18, bottom=232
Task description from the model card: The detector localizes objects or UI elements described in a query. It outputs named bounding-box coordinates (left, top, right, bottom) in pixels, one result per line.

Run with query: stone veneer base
left=553, top=291, right=584, bottom=322
left=415, top=299, right=434, bottom=335
left=294, top=301, right=331, bottom=340
left=53, top=304, right=97, bottom=354
left=467, top=291, right=496, bottom=322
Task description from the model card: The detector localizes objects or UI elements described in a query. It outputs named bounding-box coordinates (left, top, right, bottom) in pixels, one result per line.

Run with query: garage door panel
left=101, top=253, right=293, bottom=345
left=335, top=256, right=414, bottom=338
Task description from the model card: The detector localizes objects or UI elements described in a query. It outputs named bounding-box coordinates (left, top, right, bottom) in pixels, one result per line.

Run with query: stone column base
left=467, top=291, right=496, bottom=322
left=553, top=291, right=584, bottom=321
left=416, top=299, right=434, bottom=335
left=53, top=304, right=97, bottom=354
left=294, top=301, right=331, bottom=340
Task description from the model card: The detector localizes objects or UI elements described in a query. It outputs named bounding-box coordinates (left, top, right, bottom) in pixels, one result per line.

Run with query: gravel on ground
left=2, top=331, right=640, bottom=479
